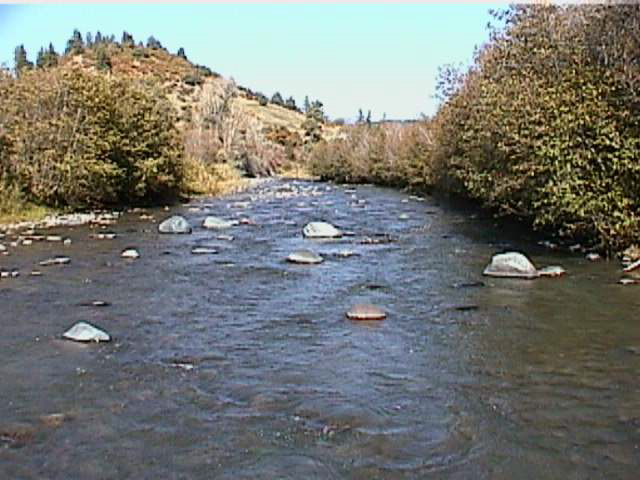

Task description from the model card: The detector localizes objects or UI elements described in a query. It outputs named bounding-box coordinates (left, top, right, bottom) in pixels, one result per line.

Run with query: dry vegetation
left=1, top=34, right=325, bottom=221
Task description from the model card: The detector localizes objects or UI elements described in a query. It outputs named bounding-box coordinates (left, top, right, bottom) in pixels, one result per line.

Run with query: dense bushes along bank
left=310, top=4, right=640, bottom=253
left=0, top=68, right=184, bottom=211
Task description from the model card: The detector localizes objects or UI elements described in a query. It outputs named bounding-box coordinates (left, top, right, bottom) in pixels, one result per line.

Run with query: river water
left=1, top=179, right=638, bottom=479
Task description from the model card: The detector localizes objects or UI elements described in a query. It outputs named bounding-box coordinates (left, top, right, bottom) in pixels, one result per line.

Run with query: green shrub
left=432, top=5, right=640, bottom=251
left=0, top=67, right=183, bottom=208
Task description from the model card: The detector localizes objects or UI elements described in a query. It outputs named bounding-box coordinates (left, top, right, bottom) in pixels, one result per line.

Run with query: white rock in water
left=202, top=216, right=239, bottom=229
left=46, top=235, right=63, bottom=242
left=623, top=259, right=640, bottom=273
left=346, top=304, right=387, bottom=321
left=63, top=238, right=72, bottom=245
left=158, top=215, right=192, bottom=234
left=191, top=247, right=218, bottom=255
left=63, top=322, right=110, bottom=342
left=121, top=248, right=140, bottom=259
left=287, top=249, right=324, bottom=264
left=538, top=265, right=566, bottom=277
left=483, top=252, right=538, bottom=279
left=302, top=222, right=342, bottom=238
left=39, top=256, right=71, bottom=266
left=0, top=244, right=6, bottom=252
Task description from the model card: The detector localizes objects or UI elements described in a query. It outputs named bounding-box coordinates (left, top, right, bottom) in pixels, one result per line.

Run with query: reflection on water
left=1, top=180, right=638, bottom=479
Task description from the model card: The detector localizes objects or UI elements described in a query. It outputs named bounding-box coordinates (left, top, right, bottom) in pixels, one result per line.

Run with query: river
left=1, top=179, right=638, bottom=479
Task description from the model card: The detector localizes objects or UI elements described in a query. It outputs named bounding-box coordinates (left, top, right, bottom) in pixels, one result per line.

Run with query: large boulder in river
left=483, top=252, right=539, bottom=279
left=158, top=215, right=192, bottom=234
left=302, top=222, right=342, bottom=239
left=202, top=216, right=239, bottom=229
left=63, top=322, right=111, bottom=342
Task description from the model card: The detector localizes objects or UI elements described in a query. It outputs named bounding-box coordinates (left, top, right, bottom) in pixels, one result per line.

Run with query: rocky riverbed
left=1, top=179, right=639, bottom=479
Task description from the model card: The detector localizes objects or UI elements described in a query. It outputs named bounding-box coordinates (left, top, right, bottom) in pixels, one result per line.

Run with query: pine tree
left=366, top=110, right=372, bottom=125
left=65, top=29, right=84, bottom=55
left=146, top=36, right=163, bottom=50
left=285, top=96, right=297, bottom=110
left=121, top=31, right=135, bottom=47
left=270, top=92, right=284, bottom=106
left=94, top=31, right=103, bottom=45
left=36, top=47, right=46, bottom=69
left=14, top=44, right=33, bottom=77
left=86, top=32, right=93, bottom=48
left=177, top=47, right=187, bottom=60
left=304, top=96, right=310, bottom=113
left=357, top=108, right=364, bottom=123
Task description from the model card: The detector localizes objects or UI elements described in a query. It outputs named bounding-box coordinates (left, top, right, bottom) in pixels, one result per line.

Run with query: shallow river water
left=1, top=179, right=639, bottom=479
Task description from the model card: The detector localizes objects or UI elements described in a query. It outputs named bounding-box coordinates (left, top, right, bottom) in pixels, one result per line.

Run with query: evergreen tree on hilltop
left=94, top=31, right=103, bottom=45
left=285, top=96, right=297, bottom=111
left=121, top=31, right=135, bottom=47
left=36, top=43, right=59, bottom=69
left=85, top=32, right=93, bottom=48
left=177, top=47, right=187, bottom=60
left=270, top=92, right=284, bottom=106
left=65, top=29, right=85, bottom=55
left=14, top=44, right=33, bottom=77
left=304, top=95, right=310, bottom=113
left=146, top=36, right=163, bottom=50
left=307, top=100, right=325, bottom=123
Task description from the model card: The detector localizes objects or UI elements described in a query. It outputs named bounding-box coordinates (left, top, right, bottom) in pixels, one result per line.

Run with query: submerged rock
left=63, top=322, right=110, bottom=342
left=538, top=266, right=566, bottom=277
left=346, top=304, right=387, bottom=321
left=158, top=215, right=192, bottom=234
left=302, top=222, right=342, bottom=239
left=39, top=256, right=70, bottom=267
left=202, top=216, right=239, bottom=229
left=483, top=252, right=538, bottom=279
left=191, top=247, right=219, bottom=255
left=287, top=249, right=324, bottom=264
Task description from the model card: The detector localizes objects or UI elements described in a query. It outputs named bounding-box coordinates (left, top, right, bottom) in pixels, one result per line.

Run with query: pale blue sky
left=0, top=3, right=500, bottom=121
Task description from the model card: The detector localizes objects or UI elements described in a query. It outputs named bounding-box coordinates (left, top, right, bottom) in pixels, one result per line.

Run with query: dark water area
left=1, top=179, right=638, bottom=479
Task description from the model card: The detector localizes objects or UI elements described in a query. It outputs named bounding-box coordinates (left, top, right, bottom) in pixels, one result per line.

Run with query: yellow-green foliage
left=308, top=122, right=432, bottom=189
left=0, top=67, right=183, bottom=208
left=432, top=5, right=640, bottom=251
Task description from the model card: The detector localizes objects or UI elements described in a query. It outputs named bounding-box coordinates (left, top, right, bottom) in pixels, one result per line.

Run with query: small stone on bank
left=287, top=249, right=323, bottom=264
left=586, top=253, right=601, bottom=261
left=346, top=304, right=387, bottom=321
left=63, top=322, right=110, bottom=343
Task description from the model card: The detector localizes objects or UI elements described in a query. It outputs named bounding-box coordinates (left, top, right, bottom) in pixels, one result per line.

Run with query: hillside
left=56, top=41, right=335, bottom=160
left=1, top=33, right=343, bottom=221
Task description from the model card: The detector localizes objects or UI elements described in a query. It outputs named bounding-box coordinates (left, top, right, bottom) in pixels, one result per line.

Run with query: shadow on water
left=1, top=179, right=638, bottom=479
